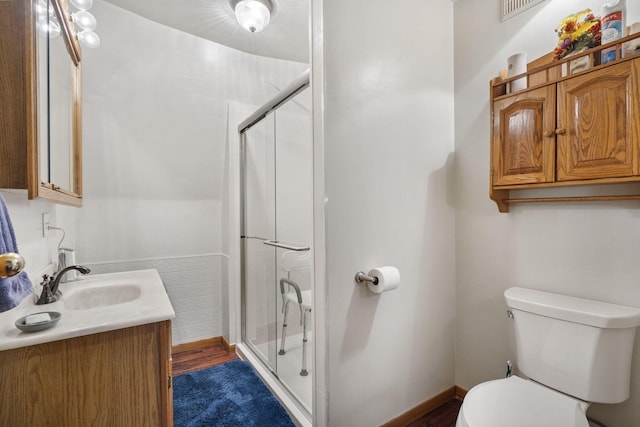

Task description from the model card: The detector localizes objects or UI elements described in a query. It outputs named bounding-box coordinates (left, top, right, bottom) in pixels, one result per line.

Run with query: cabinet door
left=492, top=85, right=556, bottom=186
left=557, top=60, right=640, bottom=181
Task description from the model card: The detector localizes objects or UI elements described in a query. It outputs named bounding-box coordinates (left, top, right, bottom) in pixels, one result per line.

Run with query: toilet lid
left=459, top=376, right=589, bottom=427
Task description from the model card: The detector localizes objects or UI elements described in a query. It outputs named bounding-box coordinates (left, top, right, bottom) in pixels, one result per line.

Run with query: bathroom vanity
left=0, top=270, right=175, bottom=426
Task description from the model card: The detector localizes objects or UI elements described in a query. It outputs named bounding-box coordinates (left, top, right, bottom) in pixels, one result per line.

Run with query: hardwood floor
left=172, top=342, right=461, bottom=426
left=172, top=341, right=238, bottom=376
left=406, top=399, right=462, bottom=427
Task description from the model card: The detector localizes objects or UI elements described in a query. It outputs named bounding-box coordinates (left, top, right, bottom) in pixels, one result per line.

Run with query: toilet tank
left=505, top=287, right=640, bottom=404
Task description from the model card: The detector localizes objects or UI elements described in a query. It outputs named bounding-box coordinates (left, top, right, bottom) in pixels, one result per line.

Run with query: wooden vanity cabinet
left=490, top=53, right=640, bottom=212
left=0, top=321, right=173, bottom=427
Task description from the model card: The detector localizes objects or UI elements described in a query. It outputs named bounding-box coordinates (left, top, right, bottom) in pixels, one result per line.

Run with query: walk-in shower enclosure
left=239, top=71, right=313, bottom=415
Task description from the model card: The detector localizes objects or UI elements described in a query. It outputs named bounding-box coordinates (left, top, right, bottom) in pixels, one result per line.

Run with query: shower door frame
left=239, top=113, right=278, bottom=374
left=238, top=69, right=311, bottom=412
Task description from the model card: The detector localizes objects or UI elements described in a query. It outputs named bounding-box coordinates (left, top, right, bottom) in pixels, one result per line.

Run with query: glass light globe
left=38, top=17, right=60, bottom=38
left=72, top=10, right=97, bottom=31
left=36, top=0, right=48, bottom=17
left=78, top=30, right=100, bottom=48
left=234, top=0, right=271, bottom=33
left=70, top=0, right=93, bottom=11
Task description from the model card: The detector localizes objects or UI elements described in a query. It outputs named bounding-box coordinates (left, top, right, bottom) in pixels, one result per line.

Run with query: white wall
left=454, top=1, right=640, bottom=426
left=78, top=0, right=307, bottom=344
left=0, top=191, right=76, bottom=280
left=318, top=0, right=456, bottom=425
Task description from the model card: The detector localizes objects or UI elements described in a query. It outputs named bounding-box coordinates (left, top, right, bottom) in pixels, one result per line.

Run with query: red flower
left=553, top=47, right=568, bottom=58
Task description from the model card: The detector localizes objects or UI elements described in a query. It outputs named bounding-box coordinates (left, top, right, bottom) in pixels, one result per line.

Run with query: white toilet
left=456, top=287, right=640, bottom=427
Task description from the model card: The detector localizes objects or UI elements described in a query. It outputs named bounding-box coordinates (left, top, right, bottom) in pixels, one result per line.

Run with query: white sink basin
left=0, top=269, right=175, bottom=352
left=64, top=284, right=142, bottom=310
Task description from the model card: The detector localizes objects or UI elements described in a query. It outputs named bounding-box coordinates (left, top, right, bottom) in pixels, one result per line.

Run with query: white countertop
left=0, top=269, right=175, bottom=352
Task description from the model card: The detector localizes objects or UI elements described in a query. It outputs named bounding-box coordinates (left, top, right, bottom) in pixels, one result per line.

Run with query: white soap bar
left=25, top=313, right=51, bottom=325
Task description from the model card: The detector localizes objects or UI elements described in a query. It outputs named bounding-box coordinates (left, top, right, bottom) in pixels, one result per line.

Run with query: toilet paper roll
left=625, top=22, right=640, bottom=54
left=367, top=266, right=400, bottom=294
left=507, top=52, right=527, bottom=92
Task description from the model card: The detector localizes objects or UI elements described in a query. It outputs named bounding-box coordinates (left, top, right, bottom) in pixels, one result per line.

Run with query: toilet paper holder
left=354, top=271, right=379, bottom=286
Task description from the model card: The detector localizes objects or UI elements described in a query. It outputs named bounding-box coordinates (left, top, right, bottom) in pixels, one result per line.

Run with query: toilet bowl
left=455, top=287, right=640, bottom=427
left=455, top=376, right=590, bottom=427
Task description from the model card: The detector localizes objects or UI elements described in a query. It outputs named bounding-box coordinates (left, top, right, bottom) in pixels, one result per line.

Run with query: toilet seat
left=456, top=376, right=590, bottom=427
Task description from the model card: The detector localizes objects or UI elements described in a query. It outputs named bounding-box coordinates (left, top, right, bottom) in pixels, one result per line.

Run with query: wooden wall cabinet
left=0, top=0, right=82, bottom=206
left=492, top=85, right=556, bottom=187
left=0, top=321, right=173, bottom=427
left=556, top=61, right=639, bottom=181
left=490, top=45, right=640, bottom=213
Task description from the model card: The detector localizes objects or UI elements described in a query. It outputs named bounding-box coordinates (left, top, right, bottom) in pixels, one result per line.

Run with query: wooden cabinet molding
left=490, top=40, right=640, bottom=213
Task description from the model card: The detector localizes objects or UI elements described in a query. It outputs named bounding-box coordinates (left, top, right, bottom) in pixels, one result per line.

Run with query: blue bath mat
left=173, top=360, right=295, bottom=427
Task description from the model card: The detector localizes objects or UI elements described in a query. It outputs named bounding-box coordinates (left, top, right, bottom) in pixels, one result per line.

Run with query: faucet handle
left=36, top=278, right=57, bottom=305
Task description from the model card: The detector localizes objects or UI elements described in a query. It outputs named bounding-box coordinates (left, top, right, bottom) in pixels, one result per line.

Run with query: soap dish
left=15, top=311, right=61, bottom=333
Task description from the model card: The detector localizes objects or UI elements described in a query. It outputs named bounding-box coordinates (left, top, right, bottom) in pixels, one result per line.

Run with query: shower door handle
left=263, top=240, right=310, bottom=252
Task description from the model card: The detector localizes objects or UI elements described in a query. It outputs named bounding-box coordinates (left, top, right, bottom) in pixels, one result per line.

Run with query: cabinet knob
left=543, top=131, right=554, bottom=137
left=555, top=128, right=566, bottom=135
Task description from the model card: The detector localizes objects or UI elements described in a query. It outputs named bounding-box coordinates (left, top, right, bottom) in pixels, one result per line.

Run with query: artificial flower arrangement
left=553, top=9, right=601, bottom=60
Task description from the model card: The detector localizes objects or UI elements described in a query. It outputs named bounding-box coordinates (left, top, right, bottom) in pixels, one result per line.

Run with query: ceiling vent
left=501, top=0, right=546, bottom=21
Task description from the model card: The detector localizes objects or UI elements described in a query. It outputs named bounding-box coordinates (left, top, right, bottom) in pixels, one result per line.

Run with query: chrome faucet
left=51, top=265, right=90, bottom=295
left=36, top=265, right=91, bottom=305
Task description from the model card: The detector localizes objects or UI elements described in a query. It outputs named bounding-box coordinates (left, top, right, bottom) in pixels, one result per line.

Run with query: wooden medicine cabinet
left=0, top=0, right=82, bottom=206
left=490, top=34, right=640, bottom=213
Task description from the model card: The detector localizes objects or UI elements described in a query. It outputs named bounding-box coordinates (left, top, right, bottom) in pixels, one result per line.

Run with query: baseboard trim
left=172, top=336, right=237, bottom=355
left=221, top=335, right=236, bottom=353
left=455, top=386, right=468, bottom=399
left=381, top=386, right=458, bottom=427
left=172, top=337, right=221, bottom=354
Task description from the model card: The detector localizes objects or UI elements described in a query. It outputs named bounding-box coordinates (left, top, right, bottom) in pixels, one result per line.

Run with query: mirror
left=36, top=0, right=82, bottom=206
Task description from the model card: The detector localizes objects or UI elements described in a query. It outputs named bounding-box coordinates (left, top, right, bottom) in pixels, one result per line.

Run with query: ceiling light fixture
left=69, top=3, right=100, bottom=48
left=36, top=0, right=60, bottom=38
left=233, top=0, right=273, bottom=33
left=71, top=10, right=97, bottom=31
left=37, top=0, right=100, bottom=48
left=69, top=0, right=93, bottom=11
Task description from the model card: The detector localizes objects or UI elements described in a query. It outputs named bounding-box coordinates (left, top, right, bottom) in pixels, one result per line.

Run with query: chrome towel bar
left=263, top=240, right=310, bottom=252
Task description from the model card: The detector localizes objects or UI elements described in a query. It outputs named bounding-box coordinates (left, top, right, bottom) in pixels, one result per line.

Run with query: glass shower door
left=241, top=111, right=279, bottom=372
left=272, top=87, right=313, bottom=411
left=240, top=84, right=313, bottom=413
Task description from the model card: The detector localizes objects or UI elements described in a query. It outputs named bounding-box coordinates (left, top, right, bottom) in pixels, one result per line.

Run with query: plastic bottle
left=601, top=0, right=627, bottom=64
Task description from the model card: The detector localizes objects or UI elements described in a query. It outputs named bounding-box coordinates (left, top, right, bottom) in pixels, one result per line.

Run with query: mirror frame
left=31, top=0, right=83, bottom=207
